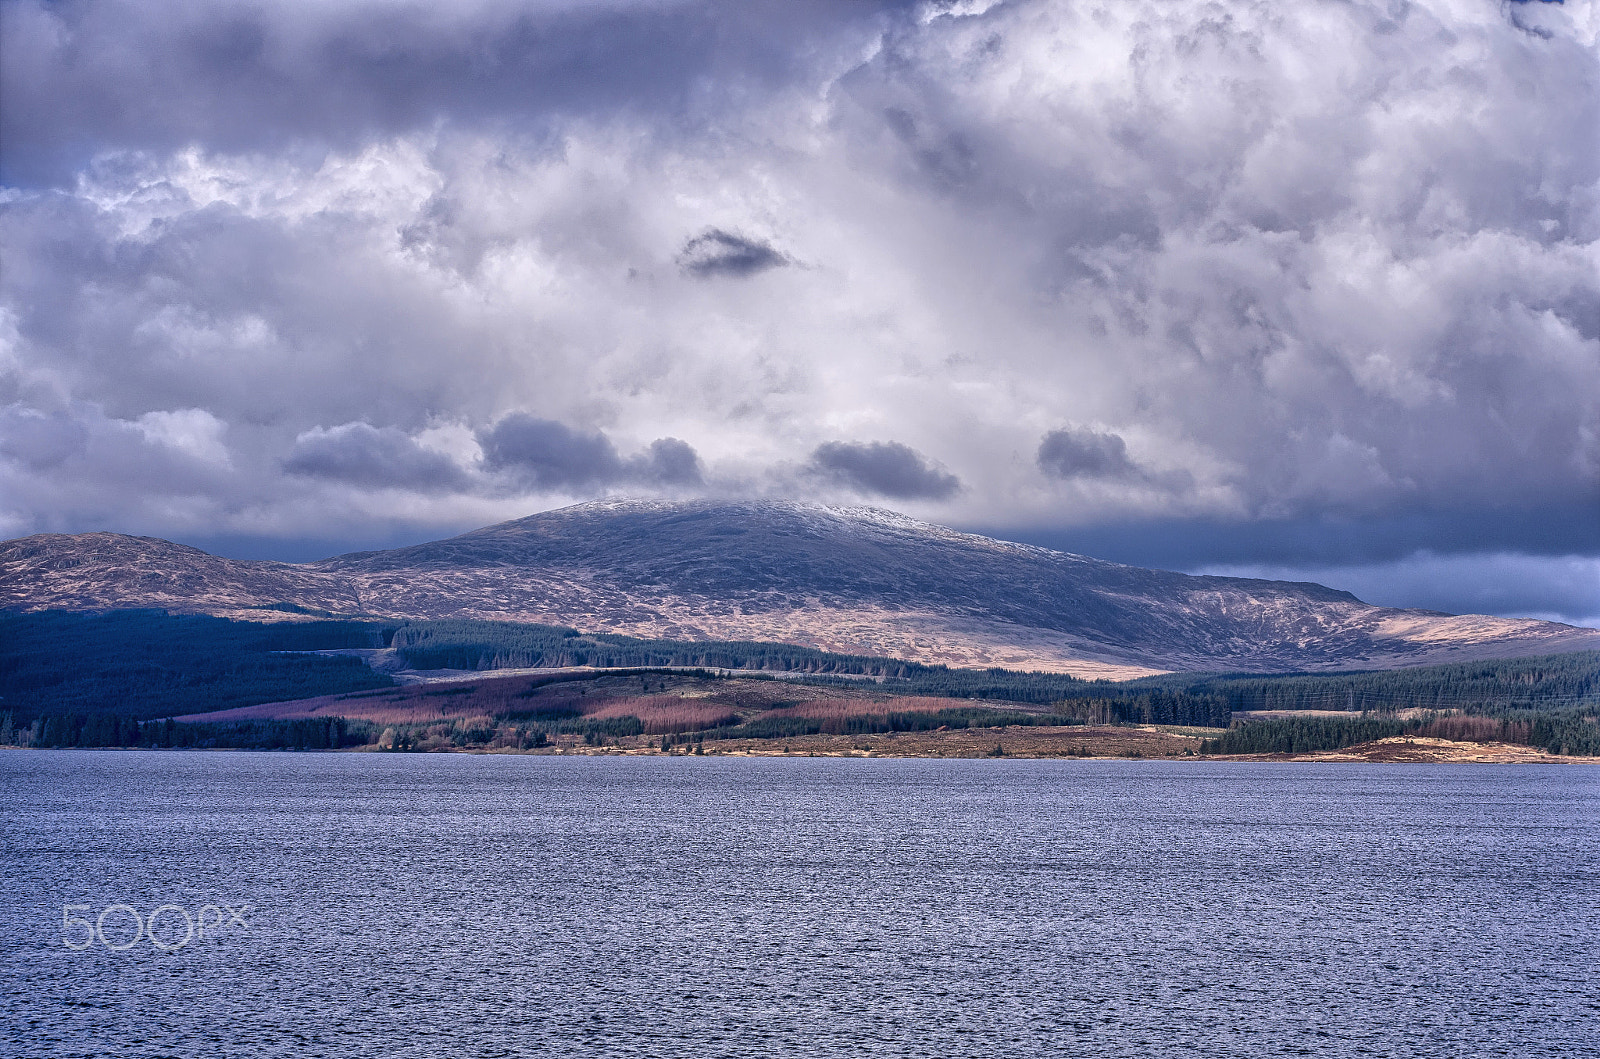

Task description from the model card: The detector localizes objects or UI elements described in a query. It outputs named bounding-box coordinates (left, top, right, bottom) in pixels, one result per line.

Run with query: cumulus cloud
left=284, top=423, right=468, bottom=492
left=1, top=0, right=1596, bottom=622
left=678, top=230, right=788, bottom=278
left=0, top=400, right=247, bottom=540
left=809, top=440, right=960, bottom=500
left=1037, top=428, right=1140, bottom=482
left=637, top=437, right=704, bottom=486
left=0, top=0, right=915, bottom=185
left=135, top=409, right=232, bottom=466
left=479, top=415, right=625, bottom=491
left=479, top=413, right=702, bottom=490
left=1037, top=426, right=1193, bottom=496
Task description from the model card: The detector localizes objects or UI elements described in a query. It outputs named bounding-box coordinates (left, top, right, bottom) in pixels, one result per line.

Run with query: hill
left=3, top=498, right=1595, bottom=674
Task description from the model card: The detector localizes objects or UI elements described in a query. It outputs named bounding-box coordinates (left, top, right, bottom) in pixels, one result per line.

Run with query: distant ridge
left=4, top=499, right=1596, bottom=676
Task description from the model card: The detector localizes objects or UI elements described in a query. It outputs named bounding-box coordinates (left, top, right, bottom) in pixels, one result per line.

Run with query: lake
left=2, top=752, right=1596, bottom=1057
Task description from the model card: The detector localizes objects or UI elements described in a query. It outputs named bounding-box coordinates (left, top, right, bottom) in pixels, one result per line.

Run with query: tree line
left=2, top=711, right=369, bottom=751
left=1200, top=706, right=1600, bottom=757
left=0, top=610, right=393, bottom=723
left=388, top=620, right=956, bottom=677
left=1145, top=652, right=1600, bottom=714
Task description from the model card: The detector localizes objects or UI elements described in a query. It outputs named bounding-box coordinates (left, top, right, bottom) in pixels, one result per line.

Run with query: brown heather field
left=173, top=669, right=1202, bottom=756
left=583, top=695, right=742, bottom=733
left=174, top=670, right=1593, bottom=762
left=174, top=671, right=1060, bottom=729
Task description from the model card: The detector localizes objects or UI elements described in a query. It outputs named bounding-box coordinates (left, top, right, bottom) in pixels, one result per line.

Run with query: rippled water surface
left=2, top=752, right=1597, bottom=1057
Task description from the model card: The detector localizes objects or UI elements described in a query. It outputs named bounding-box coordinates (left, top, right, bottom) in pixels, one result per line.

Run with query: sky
left=1, top=0, right=1597, bottom=625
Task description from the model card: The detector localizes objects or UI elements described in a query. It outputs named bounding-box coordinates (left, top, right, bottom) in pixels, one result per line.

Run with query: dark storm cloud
left=478, top=414, right=702, bottom=490
left=809, top=441, right=960, bottom=500
left=677, top=230, right=788, bottom=278
left=1037, top=428, right=1193, bottom=493
left=1195, top=553, right=1600, bottom=628
left=636, top=438, right=704, bottom=486
left=984, top=505, right=1600, bottom=627
left=1001, top=502, right=1600, bottom=571
left=0, top=0, right=918, bottom=186
left=283, top=423, right=469, bottom=493
left=1037, top=428, right=1140, bottom=481
left=1507, top=0, right=1570, bottom=40
left=480, top=414, right=626, bottom=490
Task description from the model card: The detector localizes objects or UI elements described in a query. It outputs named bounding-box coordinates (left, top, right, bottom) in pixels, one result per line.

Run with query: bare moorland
left=172, top=670, right=1596, bottom=763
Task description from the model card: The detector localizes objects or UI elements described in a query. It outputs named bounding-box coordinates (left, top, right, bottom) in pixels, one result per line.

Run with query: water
left=2, top=752, right=1596, bottom=1058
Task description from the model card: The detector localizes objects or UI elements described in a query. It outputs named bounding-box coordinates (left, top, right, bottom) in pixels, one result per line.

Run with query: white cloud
left=0, top=0, right=1595, bottom=621
left=135, top=408, right=231, bottom=466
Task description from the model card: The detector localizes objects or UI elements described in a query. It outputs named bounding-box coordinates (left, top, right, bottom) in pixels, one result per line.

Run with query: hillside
left=4, top=499, right=1596, bottom=675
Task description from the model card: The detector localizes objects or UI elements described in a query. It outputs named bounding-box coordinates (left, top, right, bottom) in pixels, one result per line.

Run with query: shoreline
left=10, top=733, right=1594, bottom=764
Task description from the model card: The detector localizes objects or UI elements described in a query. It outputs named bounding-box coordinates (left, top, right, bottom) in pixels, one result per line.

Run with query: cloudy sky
left=2, top=0, right=1597, bottom=624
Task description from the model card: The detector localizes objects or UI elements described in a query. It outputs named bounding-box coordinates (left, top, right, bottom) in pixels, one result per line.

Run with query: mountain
left=4, top=499, right=1596, bottom=676
left=0, top=532, right=362, bottom=615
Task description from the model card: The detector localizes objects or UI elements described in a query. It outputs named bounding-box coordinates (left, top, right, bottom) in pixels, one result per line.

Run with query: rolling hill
left=3, top=498, right=1595, bottom=676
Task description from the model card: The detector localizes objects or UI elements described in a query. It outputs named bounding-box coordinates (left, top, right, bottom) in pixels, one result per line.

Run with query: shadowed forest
left=2, top=611, right=1596, bottom=756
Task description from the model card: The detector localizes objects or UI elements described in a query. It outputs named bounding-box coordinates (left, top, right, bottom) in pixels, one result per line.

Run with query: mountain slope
left=0, top=532, right=362, bottom=616
left=4, top=499, right=1596, bottom=675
